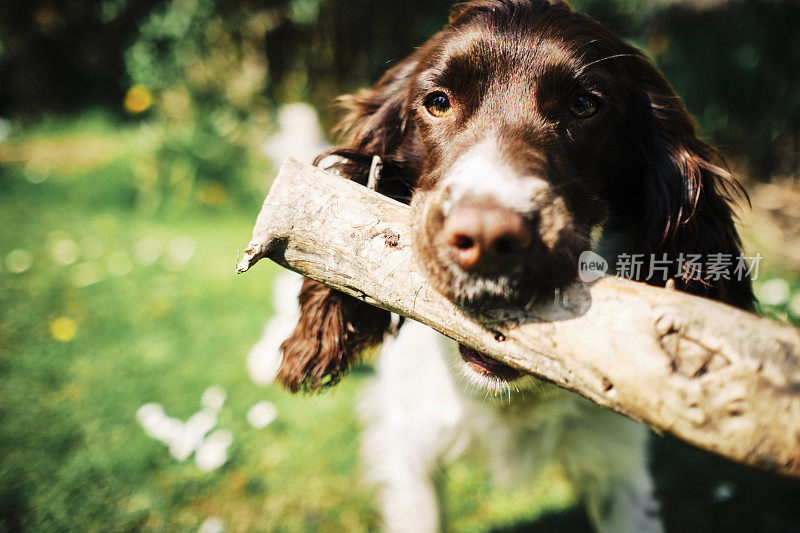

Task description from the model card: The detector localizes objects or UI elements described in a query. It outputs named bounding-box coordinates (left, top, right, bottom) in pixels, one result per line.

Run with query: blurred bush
left=122, top=0, right=272, bottom=210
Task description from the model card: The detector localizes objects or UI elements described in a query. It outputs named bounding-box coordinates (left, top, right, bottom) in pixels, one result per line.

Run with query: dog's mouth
left=458, top=344, right=523, bottom=381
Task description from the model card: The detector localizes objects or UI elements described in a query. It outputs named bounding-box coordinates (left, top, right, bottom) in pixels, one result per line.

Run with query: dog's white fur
left=361, top=319, right=663, bottom=533
left=442, top=140, right=549, bottom=216
left=250, top=271, right=664, bottom=532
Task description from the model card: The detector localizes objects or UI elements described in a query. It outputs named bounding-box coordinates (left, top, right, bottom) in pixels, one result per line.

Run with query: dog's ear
left=633, top=64, right=755, bottom=310
left=335, top=55, right=419, bottom=156
left=278, top=278, right=391, bottom=393
left=278, top=57, right=420, bottom=394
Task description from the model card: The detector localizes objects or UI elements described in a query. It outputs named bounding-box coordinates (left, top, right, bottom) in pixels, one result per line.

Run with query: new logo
left=578, top=250, right=608, bottom=283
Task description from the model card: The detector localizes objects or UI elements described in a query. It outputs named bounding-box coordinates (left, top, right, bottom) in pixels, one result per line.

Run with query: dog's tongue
left=458, top=344, right=523, bottom=380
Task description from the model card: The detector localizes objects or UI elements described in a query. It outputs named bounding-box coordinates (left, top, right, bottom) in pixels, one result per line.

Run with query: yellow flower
left=124, top=85, right=153, bottom=114
left=50, top=317, right=77, bottom=342
left=197, top=184, right=229, bottom=206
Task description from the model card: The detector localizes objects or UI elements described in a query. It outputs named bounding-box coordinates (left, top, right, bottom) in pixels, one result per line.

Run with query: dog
left=272, top=1, right=755, bottom=530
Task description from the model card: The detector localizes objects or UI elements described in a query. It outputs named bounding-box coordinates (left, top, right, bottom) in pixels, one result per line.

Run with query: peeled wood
left=237, top=158, right=800, bottom=478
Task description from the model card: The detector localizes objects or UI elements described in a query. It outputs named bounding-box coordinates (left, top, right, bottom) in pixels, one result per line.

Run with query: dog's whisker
left=579, top=52, right=644, bottom=71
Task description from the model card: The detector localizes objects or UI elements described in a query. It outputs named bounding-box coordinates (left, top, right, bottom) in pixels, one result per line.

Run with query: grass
left=0, top=116, right=579, bottom=532
left=3, top=113, right=800, bottom=533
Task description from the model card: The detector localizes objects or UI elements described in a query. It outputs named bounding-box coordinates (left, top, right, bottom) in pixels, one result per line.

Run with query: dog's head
left=279, top=0, right=754, bottom=393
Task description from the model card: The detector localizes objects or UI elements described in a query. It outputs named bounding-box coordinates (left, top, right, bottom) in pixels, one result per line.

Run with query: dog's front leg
left=360, top=321, right=468, bottom=532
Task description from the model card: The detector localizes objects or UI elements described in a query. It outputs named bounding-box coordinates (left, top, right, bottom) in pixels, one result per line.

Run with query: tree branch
left=237, top=158, right=800, bottom=478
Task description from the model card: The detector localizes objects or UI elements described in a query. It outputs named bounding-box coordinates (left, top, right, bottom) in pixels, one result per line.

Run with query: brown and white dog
left=268, top=1, right=755, bottom=530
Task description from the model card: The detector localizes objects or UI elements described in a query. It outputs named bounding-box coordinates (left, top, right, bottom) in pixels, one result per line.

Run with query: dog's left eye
left=568, top=93, right=601, bottom=119
left=423, top=92, right=453, bottom=118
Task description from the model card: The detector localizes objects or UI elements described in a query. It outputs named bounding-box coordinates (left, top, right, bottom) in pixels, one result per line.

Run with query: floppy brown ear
left=633, top=65, right=755, bottom=310
left=334, top=56, right=418, bottom=155
left=278, top=56, right=421, bottom=394
left=278, top=278, right=391, bottom=393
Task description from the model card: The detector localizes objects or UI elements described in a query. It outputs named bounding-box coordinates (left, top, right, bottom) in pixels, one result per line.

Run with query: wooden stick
left=237, top=158, right=800, bottom=478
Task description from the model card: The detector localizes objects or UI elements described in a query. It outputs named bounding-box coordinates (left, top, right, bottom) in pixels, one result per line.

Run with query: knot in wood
left=658, top=324, right=731, bottom=378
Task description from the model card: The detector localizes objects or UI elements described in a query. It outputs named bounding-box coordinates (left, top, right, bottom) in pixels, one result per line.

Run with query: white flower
left=198, top=516, right=224, bottom=533
left=201, top=386, right=226, bottom=411
left=247, top=401, right=278, bottom=429
left=759, top=278, right=791, bottom=306
left=136, top=403, right=183, bottom=444
left=169, top=409, right=217, bottom=461
left=195, top=429, right=233, bottom=472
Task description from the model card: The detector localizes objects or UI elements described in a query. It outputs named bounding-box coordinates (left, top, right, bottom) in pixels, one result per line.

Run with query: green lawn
left=0, top=118, right=579, bottom=532
left=3, top=115, right=800, bottom=533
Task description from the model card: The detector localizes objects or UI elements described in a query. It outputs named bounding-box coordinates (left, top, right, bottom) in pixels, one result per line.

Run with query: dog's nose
left=444, top=203, right=532, bottom=273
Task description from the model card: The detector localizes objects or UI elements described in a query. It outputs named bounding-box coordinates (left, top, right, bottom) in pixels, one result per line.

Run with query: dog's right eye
left=423, top=92, right=452, bottom=118
left=568, top=93, right=601, bottom=119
